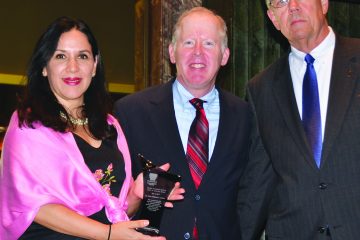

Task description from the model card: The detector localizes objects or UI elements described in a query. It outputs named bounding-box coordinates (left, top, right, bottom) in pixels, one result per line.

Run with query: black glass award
left=136, top=154, right=181, bottom=236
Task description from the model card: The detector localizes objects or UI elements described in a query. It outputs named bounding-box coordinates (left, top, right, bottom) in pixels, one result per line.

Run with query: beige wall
left=0, top=0, right=135, bottom=93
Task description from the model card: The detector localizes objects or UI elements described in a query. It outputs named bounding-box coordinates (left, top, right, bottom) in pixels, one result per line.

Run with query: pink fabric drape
left=0, top=112, right=132, bottom=239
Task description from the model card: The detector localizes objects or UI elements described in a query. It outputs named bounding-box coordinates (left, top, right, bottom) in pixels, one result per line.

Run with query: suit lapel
left=272, top=55, right=318, bottom=169
left=201, top=89, right=231, bottom=182
left=321, top=36, right=359, bottom=165
left=146, top=81, right=196, bottom=190
left=148, top=83, right=233, bottom=189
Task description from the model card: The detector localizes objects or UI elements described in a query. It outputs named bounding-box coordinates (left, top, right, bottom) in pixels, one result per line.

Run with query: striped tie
left=186, top=98, right=209, bottom=188
left=186, top=98, right=208, bottom=240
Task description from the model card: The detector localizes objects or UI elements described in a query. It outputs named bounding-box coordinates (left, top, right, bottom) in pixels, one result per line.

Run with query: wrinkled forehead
left=178, top=12, right=223, bottom=38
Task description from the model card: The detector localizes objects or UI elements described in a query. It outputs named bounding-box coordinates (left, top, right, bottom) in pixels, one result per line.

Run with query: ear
left=92, top=55, right=98, bottom=77
left=168, top=44, right=176, bottom=64
left=42, top=67, right=47, bottom=77
left=321, top=0, right=329, bottom=14
left=220, top=48, right=230, bottom=66
left=267, top=9, right=281, bottom=30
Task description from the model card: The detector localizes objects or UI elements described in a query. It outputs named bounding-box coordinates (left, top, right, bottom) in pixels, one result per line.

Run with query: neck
left=186, top=84, right=215, bottom=98
left=290, top=26, right=330, bottom=53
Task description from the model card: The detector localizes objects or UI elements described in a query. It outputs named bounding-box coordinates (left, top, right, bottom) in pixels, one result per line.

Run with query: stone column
left=134, top=0, right=201, bottom=90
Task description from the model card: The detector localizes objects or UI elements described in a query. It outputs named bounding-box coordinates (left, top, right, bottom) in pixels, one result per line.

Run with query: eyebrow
left=54, top=49, right=92, bottom=53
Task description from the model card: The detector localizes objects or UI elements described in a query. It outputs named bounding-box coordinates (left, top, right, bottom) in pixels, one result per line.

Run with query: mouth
left=63, top=77, right=82, bottom=86
left=290, top=16, right=306, bottom=26
left=291, top=20, right=305, bottom=26
left=190, top=63, right=206, bottom=69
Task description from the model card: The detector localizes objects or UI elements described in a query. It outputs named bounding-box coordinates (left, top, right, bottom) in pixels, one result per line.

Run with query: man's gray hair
left=265, top=0, right=271, bottom=8
left=171, top=7, right=228, bottom=52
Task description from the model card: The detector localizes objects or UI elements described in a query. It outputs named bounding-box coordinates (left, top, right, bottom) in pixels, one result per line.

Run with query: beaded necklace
left=60, top=111, right=88, bottom=126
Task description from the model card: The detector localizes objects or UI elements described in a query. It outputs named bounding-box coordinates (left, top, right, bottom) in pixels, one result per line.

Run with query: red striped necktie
left=186, top=98, right=209, bottom=240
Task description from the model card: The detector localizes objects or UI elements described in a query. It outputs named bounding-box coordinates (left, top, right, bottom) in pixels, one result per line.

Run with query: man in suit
left=114, top=7, right=250, bottom=240
left=238, top=0, right=360, bottom=239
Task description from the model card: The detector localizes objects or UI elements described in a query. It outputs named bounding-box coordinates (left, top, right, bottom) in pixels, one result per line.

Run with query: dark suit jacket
left=238, top=35, right=360, bottom=240
left=114, top=80, right=250, bottom=240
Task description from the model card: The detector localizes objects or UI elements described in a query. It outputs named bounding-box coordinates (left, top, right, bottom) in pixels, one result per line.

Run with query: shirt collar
left=173, top=79, right=218, bottom=110
left=290, top=27, right=336, bottom=62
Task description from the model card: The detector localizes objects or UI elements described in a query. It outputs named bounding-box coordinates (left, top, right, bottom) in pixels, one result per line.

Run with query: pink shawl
left=0, top=112, right=132, bottom=239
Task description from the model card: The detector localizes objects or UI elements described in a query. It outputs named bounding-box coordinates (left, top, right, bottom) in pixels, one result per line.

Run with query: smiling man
left=238, top=0, right=360, bottom=239
left=114, top=7, right=250, bottom=240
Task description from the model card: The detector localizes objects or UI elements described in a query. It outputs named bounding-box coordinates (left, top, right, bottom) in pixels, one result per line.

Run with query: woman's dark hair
left=18, top=16, right=113, bottom=139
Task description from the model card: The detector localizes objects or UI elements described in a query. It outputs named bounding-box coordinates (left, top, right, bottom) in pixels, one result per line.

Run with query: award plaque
left=136, top=154, right=181, bottom=236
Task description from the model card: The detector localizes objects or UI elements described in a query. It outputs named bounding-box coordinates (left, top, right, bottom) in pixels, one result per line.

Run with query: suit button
left=195, top=194, right=201, bottom=200
left=184, top=232, right=190, bottom=239
left=318, top=226, right=326, bottom=233
left=319, top=183, right=327, bottom=190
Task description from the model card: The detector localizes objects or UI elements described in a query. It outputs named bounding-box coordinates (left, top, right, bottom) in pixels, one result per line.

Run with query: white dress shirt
left=289, top=27, right=336, bottom=140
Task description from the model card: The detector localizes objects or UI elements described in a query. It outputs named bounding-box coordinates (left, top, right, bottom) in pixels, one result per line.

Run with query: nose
left=288, top=0, right=300, bottom=12
left=194, top=41, right=203, bottom=56
left=67, top=58, right=79, bottom=73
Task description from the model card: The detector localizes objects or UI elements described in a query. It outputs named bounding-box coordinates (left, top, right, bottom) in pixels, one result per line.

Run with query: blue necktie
left=302, top=54, right=322, bottom=168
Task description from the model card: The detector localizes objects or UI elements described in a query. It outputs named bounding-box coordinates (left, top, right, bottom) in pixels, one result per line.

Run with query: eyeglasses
left=269, top=0, right=290, bottom=8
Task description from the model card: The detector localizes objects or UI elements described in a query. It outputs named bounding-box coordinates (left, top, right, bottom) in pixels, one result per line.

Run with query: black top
left=20, top=131, right=125, bottom=239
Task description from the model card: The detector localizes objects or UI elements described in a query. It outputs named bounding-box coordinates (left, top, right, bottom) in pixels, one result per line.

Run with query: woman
left=0, top=17, right=183, bottom=239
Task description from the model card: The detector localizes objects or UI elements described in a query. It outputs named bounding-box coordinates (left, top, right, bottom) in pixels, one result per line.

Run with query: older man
left=238, top=0, right=360, bottom=239
left=114, top=6, right=250, bottom=240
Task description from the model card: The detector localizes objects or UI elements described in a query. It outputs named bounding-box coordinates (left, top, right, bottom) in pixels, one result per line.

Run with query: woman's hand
left=34, top=204, right=166, bottom=240
left=111, top=220, right=166, bottom=240
left=128, top=163, right=185, bottom=210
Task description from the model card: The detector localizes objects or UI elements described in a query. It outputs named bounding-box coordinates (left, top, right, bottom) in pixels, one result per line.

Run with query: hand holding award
left=136, top=154, right=182, bottom=236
